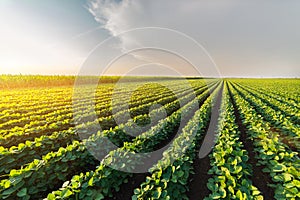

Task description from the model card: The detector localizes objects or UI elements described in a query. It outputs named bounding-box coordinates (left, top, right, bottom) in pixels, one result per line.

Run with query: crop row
left=205, top=82, right=262, bottom=199
left=0, top=81, right=186, bottom=130
left=235, top=83, right=299, bottom=125
left=132, top=83, right=222, bottom=200
left=44, top=82, right=219, bottom=200
left=0, top=82, right=219, bottom=199
left=0, top=81, right=209, bottom=148
left=0, top=83, right=182, bottom=137
left=228, top=82, right=300, bottom=200
left=231, top=83, right=300, bottom=142
left=237, top=83, right=300, bottom=111
left=231, top=79, right=299, bottom=103
left=0, top=82, right=217, bottom=177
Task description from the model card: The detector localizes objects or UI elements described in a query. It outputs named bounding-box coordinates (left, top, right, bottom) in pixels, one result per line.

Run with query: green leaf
left=47, top=193, right=56, bottom=200
left=132, top=195, right=138, bottom=200
left=210, top=193, right=221, bottom=199
left=228, top=186, right=234, bottom=195
left=62, top=189, right=73, bottom=198
left=236, top=190, right=243, bottom=200
left=252, top=189, right=260, bottom=196
left=273, top=164, right=285, bottom=172
left=134, top=188, right=140, bottom=195
left=234, top=166, right=242, bottom=174
left=28, top=186, right=39, bottom=195
left=143, top=185, right=150, bottom=191
left=5, top=157, right=15, bottom=164
left=153, top=187, right=162, bottom=199
left=232, top=158, right=238, bottom=166
left=219, top=187, right=227, bottom=198
left=177, top=170, right=184, bottom=178
left=88, top=177, right=94, bottom=187
left=285, top=183, right=295, bottom=189
left=283, top=173, right=293, bottom=182
left=289, top=187, right=298, bottom=194
left=207, top=181, right=216, bottom=192
left=2, top=184, right=19, bottom=196
left=62, top=181, right=70, bottom=188
left=95, top=193, right=104, bottom=200
left=9, top=169, right=20, bottom=176
left=273, top=175, right=283, bottom=182
left=3, top=181, right=11, bottom=189
left=17, top=188, right=27, bottom=197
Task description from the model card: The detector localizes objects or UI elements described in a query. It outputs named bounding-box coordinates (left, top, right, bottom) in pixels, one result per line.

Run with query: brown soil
left=187, top=83, right=224, bottom=200
left=270, top=127, right=299, bottom=152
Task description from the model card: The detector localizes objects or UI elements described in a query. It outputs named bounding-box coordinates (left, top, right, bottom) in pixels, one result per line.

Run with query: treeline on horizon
left=0, top=75, right=204, bottom=89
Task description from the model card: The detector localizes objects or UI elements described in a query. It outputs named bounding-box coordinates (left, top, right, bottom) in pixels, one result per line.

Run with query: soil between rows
left=270, top=127, right=299, bottom=152
left=187, top=83, right=224, bottom=200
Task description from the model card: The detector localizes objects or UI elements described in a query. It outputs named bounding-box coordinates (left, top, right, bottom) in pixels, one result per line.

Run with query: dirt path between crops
left=187, top=82, right=224, bottom=200
left=228, top=82, right=275, bottom=199
left=270, top=126, right=299, bottom=152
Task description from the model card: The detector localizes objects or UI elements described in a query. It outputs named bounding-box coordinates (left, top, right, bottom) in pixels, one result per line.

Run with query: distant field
left=0, top=77, right=299, bottom=200
left=0, top=75, right=191, bottom=89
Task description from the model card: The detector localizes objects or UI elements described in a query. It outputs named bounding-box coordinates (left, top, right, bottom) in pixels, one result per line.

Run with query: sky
left=0, top=0, right=299, bottom=77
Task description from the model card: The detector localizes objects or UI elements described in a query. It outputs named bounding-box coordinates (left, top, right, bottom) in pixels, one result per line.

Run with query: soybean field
left=0, top=77, right=299, bottom=200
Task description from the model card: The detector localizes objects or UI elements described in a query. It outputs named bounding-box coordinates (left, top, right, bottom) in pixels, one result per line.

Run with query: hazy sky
left=0, top=0, right=299, bottom=77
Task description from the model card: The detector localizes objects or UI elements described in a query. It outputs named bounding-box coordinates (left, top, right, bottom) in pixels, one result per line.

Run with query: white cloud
left=87, top=0, right=145, bottom=53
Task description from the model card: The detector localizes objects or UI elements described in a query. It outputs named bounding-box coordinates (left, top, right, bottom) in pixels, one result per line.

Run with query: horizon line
left=0, top=74, right=299, bottom=79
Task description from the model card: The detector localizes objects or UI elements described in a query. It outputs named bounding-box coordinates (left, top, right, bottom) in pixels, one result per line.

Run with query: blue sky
left=0, top=0, right=299, bottom=77
left=0, top=0, right=108, bottom=74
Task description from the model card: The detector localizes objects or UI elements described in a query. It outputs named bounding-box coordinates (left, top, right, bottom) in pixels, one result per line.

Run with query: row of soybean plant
left=228, top=82, right=300, bottom=200
left=131, top=82, right=222, bottom=200
left=231, top=82, right=299, bottom=138
left=0, top=81, right=212, bottom=177
left=0, top=81, right=218, bottom=199
left=44, top=82, right=220, bottom=199
left=205, top=82, right=262, bottom=199
left=0, top=81, right=183, bottom=147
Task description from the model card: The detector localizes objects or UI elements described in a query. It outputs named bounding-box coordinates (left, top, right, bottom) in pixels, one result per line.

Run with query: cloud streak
left=87, top=0, right=141, bottom=52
